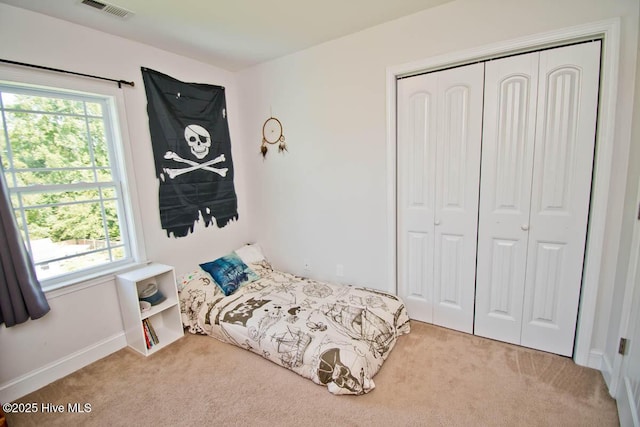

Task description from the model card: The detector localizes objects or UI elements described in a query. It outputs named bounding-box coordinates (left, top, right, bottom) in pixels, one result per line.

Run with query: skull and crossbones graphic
left=162, top=124, right=229, bottom=179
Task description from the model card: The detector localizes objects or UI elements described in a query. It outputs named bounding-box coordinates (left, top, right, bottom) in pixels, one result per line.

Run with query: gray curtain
left=0, top=168, right=50, bottom=327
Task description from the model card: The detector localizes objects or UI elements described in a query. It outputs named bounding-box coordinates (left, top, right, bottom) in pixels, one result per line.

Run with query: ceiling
left=1, top=0, right=452, bottom=71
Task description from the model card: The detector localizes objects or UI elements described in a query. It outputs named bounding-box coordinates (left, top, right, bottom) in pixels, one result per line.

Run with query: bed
left=177, top=244, right=410, bottom=395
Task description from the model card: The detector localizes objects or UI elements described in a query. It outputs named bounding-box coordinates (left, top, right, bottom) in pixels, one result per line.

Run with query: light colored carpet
left=6, top=321, right=618, bottom=426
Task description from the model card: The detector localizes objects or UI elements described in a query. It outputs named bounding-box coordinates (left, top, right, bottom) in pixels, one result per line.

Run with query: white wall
left=0, top=3, right=254, bottom=402
left=237, top=0, right=639, bottom=365
left=0, top=277, right=126, bottom=403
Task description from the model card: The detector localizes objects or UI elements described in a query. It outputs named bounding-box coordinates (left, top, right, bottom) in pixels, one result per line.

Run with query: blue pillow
left=199, top=252, right=259, bottom=296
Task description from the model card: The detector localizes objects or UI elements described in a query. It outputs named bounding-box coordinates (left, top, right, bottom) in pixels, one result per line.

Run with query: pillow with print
left=199, top=252, right=259, bottom=296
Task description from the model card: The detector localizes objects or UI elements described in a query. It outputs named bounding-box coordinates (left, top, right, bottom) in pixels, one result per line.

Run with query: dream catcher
left=261, top=116, right=287, bottom=157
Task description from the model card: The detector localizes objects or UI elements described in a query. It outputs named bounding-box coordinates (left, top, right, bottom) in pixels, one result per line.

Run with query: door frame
left=385, top=18, right=621, bottom=367
left=611, top=173, right=640, bottom=409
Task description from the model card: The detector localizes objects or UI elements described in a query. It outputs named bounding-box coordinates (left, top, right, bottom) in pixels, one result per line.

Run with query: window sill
left=43, top=260, right=151, bottom=298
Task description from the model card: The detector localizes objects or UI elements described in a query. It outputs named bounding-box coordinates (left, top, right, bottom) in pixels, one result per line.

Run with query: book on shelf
left=146, top=318, right=160, bottom=345
left=142, top=318, right=160, bottom=347
left=142, top=321, right=152, bottom=349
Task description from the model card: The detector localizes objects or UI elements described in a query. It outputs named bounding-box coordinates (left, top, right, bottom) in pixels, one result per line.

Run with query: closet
left=397, top=41, right=601, bottom=356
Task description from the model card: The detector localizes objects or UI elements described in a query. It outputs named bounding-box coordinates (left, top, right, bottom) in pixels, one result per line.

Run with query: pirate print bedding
left=178, top=244, right=410, bottom=395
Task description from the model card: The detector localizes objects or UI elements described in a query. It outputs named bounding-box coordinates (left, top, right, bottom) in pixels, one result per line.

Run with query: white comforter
left=179, top=261, right=410, bottom=395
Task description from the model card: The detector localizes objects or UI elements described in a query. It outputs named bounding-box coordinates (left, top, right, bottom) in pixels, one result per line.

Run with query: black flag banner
left=141, top=67, right=238, bottom=237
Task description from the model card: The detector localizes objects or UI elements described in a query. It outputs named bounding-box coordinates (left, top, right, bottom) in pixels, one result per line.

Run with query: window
left=0, top=83, right=135, bottom=286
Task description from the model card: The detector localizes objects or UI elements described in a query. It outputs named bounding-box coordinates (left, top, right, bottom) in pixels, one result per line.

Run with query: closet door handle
left=434, top=219, right=441, bottom=226
left=521, top=224, right=530, bottom=231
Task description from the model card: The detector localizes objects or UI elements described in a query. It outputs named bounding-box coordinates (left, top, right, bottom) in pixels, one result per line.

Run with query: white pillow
left=176, top=268, right=210, bottom=292
left=234, top=243, right=266, bottom=264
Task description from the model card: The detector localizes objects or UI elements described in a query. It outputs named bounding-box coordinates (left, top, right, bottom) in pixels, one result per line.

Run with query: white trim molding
left=0, top=333, right=126, bottom=403
left=602, top=351, right=615, bottom=389
left=608, top=174, right=640, bottom=397
left=386, top=18, right=622, bottom=366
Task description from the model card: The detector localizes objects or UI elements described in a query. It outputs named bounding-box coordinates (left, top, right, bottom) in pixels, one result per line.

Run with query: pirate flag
left=141, top=68, right=238, bottom=237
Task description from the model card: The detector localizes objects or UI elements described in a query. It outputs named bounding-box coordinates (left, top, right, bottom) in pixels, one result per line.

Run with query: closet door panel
left=397, top=63, right=483, bottom=332
left=475, top=53, right=539, bottom=343
left=521, top=41, right=601, bottom=356
left=433, top=63, right=484, bottom=333
left=397, top=74, right=438, bottom=323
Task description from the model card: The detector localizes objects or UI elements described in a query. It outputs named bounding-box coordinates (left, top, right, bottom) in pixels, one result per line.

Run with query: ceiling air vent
left=80, top=0, right=133, bottom=19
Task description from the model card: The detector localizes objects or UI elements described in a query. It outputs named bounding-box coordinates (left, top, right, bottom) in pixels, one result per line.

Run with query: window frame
left=0, top=67, right=145, bottom=292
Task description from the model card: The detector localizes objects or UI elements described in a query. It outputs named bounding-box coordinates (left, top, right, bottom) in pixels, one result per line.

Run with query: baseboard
left=587, top=349, right=603, bottom=370
left=0, top=332, right=126, bottom=403
left=601, top=351, right=614, bottom=388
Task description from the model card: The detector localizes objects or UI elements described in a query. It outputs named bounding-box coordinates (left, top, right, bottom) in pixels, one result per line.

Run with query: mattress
left=178, top=259, right=410, bottom=395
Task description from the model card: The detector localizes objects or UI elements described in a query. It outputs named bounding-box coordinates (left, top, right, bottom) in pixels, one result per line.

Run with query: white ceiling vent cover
left=80, top=0, right=133, bottom=18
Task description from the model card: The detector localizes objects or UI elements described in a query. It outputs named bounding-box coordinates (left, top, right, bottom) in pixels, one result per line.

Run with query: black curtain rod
left=0, top=58, right=135, bottom=88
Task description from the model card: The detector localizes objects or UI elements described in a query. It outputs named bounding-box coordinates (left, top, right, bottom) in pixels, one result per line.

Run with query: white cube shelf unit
left=116, top=263, right=184, bottom=356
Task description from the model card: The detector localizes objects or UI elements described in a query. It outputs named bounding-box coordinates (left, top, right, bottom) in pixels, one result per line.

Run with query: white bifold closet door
left=397, top=63, right=484, bottom=333
left=474, top=41, right=601, bottom=356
